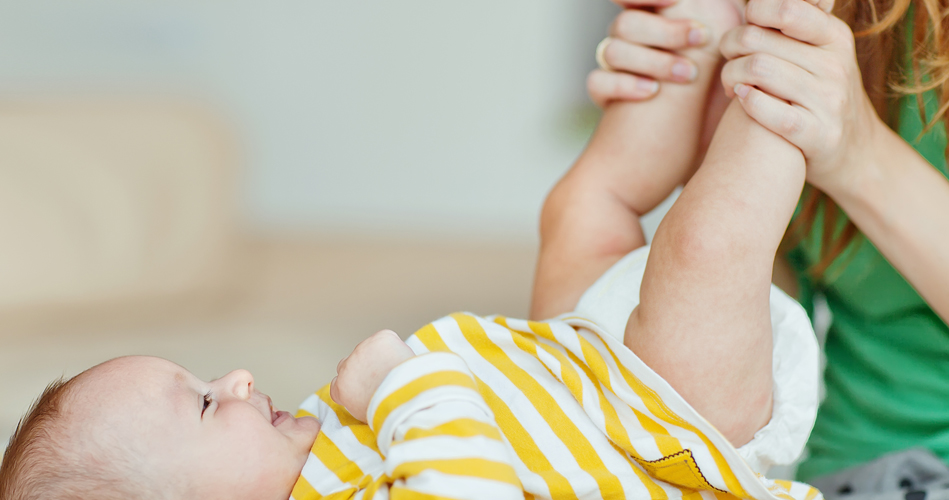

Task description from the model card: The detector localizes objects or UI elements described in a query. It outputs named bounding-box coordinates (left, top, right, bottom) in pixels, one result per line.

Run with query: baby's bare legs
left=530, top=103, right=702, bottom=321
left=530, top=0, right=745, bottom=321
left=626, top=100, right=805, bottom=446
left=531, top=41, right=726, bottom=320
left=532, top=0, right=799, bottom=447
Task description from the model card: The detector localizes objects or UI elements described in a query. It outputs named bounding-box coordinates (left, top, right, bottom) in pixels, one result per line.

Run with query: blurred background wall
left=0, top=0, right=620, bottom=240
left=2, top=0, right=679, bottom=449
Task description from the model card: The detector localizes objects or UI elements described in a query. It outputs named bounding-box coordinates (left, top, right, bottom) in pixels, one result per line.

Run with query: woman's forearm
left=825, top=125, right=949, bottom=323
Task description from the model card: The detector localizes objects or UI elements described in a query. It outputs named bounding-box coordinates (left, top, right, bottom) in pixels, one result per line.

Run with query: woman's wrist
left=812, top=114, right=891, bottom=210
left=814, top=121, right=949, bottom=322
left=817, top=118, right=940, bottom=251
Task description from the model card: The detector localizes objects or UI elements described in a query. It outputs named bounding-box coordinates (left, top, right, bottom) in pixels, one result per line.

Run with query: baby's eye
left=202, top=392, right=212, bottom=417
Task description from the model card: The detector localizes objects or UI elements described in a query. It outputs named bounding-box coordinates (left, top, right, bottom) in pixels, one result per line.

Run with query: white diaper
left=573, top=245, right=820, bottom=474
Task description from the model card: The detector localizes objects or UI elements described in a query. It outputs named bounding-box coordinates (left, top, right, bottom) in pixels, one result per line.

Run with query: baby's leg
left=531, top=54, right=723, bottom=321
left=625, top=99, right=805, bottom=447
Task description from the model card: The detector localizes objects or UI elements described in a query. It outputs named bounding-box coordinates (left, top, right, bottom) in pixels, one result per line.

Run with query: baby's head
left=0, top=356, right=321, bottom=500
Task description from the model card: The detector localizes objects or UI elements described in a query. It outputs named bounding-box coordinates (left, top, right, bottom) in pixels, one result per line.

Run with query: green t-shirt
left=791, top=15, right=949, bottom=481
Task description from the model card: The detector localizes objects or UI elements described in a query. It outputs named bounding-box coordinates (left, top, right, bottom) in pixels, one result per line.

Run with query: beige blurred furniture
left=0, top=100, right=242, bottom=320
left=0, top=99, right=537, bottom=460
left=0, top=235, right=537, bottom=452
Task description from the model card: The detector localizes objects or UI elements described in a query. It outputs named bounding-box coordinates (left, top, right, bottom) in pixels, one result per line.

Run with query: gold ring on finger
left=595, top=37, right=615, bottom=72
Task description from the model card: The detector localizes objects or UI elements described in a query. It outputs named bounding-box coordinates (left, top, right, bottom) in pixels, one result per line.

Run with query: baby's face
left=73, top=356, right=321, bottom=500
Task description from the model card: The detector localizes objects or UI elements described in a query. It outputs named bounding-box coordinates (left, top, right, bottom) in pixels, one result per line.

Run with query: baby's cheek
left=231, top=429, right=297, bottom=490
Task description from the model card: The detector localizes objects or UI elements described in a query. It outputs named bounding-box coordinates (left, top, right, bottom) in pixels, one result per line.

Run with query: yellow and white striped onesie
left=291, top=247, right=823, bottom=500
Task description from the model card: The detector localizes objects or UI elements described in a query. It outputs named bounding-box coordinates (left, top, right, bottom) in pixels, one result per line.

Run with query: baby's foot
left=657, top=0, right=745, bottom=164
left=662, top=0, right=744, bottom=67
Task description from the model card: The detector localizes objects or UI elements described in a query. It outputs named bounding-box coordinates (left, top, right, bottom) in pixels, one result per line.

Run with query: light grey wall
left=0, top=0, right=621, bottom=242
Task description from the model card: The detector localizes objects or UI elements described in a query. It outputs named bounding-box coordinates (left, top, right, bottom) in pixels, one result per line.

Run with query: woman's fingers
left=610, top=9, right=709, bottom=50
left=601, top=38, right=698, bottom=83
left=733, top=84, right=815, bottom=145
left=611, top=0, right=678, bottom=9
left=744, top=0, right=840, bottom=46
left=812, top=0, right=835, bottom=14
left=588, top=7, right=712, bottom=106
left=721, top=53, right=818, bottom=108
left=719, top=25, right=822, bottom=74
left=588, top=69, right=660, bottom=106
left=796, top=0, right=834, bottom=14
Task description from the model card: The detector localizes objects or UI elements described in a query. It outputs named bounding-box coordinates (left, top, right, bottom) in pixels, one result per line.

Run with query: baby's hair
left=0, top=374, right=162, bottom=500
left=1, top=377, right=76, bottom=500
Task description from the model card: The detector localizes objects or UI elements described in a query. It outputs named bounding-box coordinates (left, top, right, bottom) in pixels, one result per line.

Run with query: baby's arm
left=328, top=332, right=522, bottom=500
left=368, top=353, right=521, bottom=499
left=626, top=98, right=805, bottom=447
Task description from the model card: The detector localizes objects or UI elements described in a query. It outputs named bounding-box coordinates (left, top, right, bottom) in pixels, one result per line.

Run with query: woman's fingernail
left=688, top=23, right=710, bottom=46
left=672, top=61, right=697, bottom=82
left=638, top=78, right=659, bottom=94
left=734, top=83, right=751, bottom=99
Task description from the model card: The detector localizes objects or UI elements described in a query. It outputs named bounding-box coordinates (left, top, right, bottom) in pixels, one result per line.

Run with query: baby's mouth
left=272, top=410, right=291, bottom=426
left=266, top=395, right=292, bottom=426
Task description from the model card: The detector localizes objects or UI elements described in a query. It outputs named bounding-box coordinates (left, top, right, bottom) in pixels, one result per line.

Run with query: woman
left=582, top=0, right=949, bottom=484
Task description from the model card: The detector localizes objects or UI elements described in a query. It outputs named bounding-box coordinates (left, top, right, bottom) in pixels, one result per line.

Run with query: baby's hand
left=331, top=330, right=415, bottom=423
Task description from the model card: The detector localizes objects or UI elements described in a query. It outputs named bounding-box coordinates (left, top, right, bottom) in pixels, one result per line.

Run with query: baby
left=1, top=0, right=827, bottom=498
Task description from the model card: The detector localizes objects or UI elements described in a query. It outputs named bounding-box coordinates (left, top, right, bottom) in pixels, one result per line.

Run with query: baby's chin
left=282, top=414, right=321, bottom=454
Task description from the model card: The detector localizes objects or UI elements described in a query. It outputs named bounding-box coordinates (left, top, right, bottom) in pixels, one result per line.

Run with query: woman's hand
left=588, top=0, right=745, bottom=167
left=330, top=329, right=415, bottom=423
left=588, top=0, right=715, bottom=106
left=719, top=0, right=886, bottom=194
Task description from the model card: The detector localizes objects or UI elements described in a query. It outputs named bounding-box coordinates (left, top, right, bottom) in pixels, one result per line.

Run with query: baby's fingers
left=329, top=376, right=342, bottom=407
left=733, top=84, right=814, bottom=148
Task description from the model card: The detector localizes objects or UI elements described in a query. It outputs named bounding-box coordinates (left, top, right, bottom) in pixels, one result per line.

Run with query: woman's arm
left=822, top=125, right=949, bottom=323
left=716, top=0, right=949, bottom=322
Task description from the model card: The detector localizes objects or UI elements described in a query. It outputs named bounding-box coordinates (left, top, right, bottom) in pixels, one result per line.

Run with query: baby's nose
left=222, top=369, right=255, bottom=399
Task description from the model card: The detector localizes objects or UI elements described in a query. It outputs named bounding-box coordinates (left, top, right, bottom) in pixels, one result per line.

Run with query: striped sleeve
left=366, top=352, right=524, bottom=500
